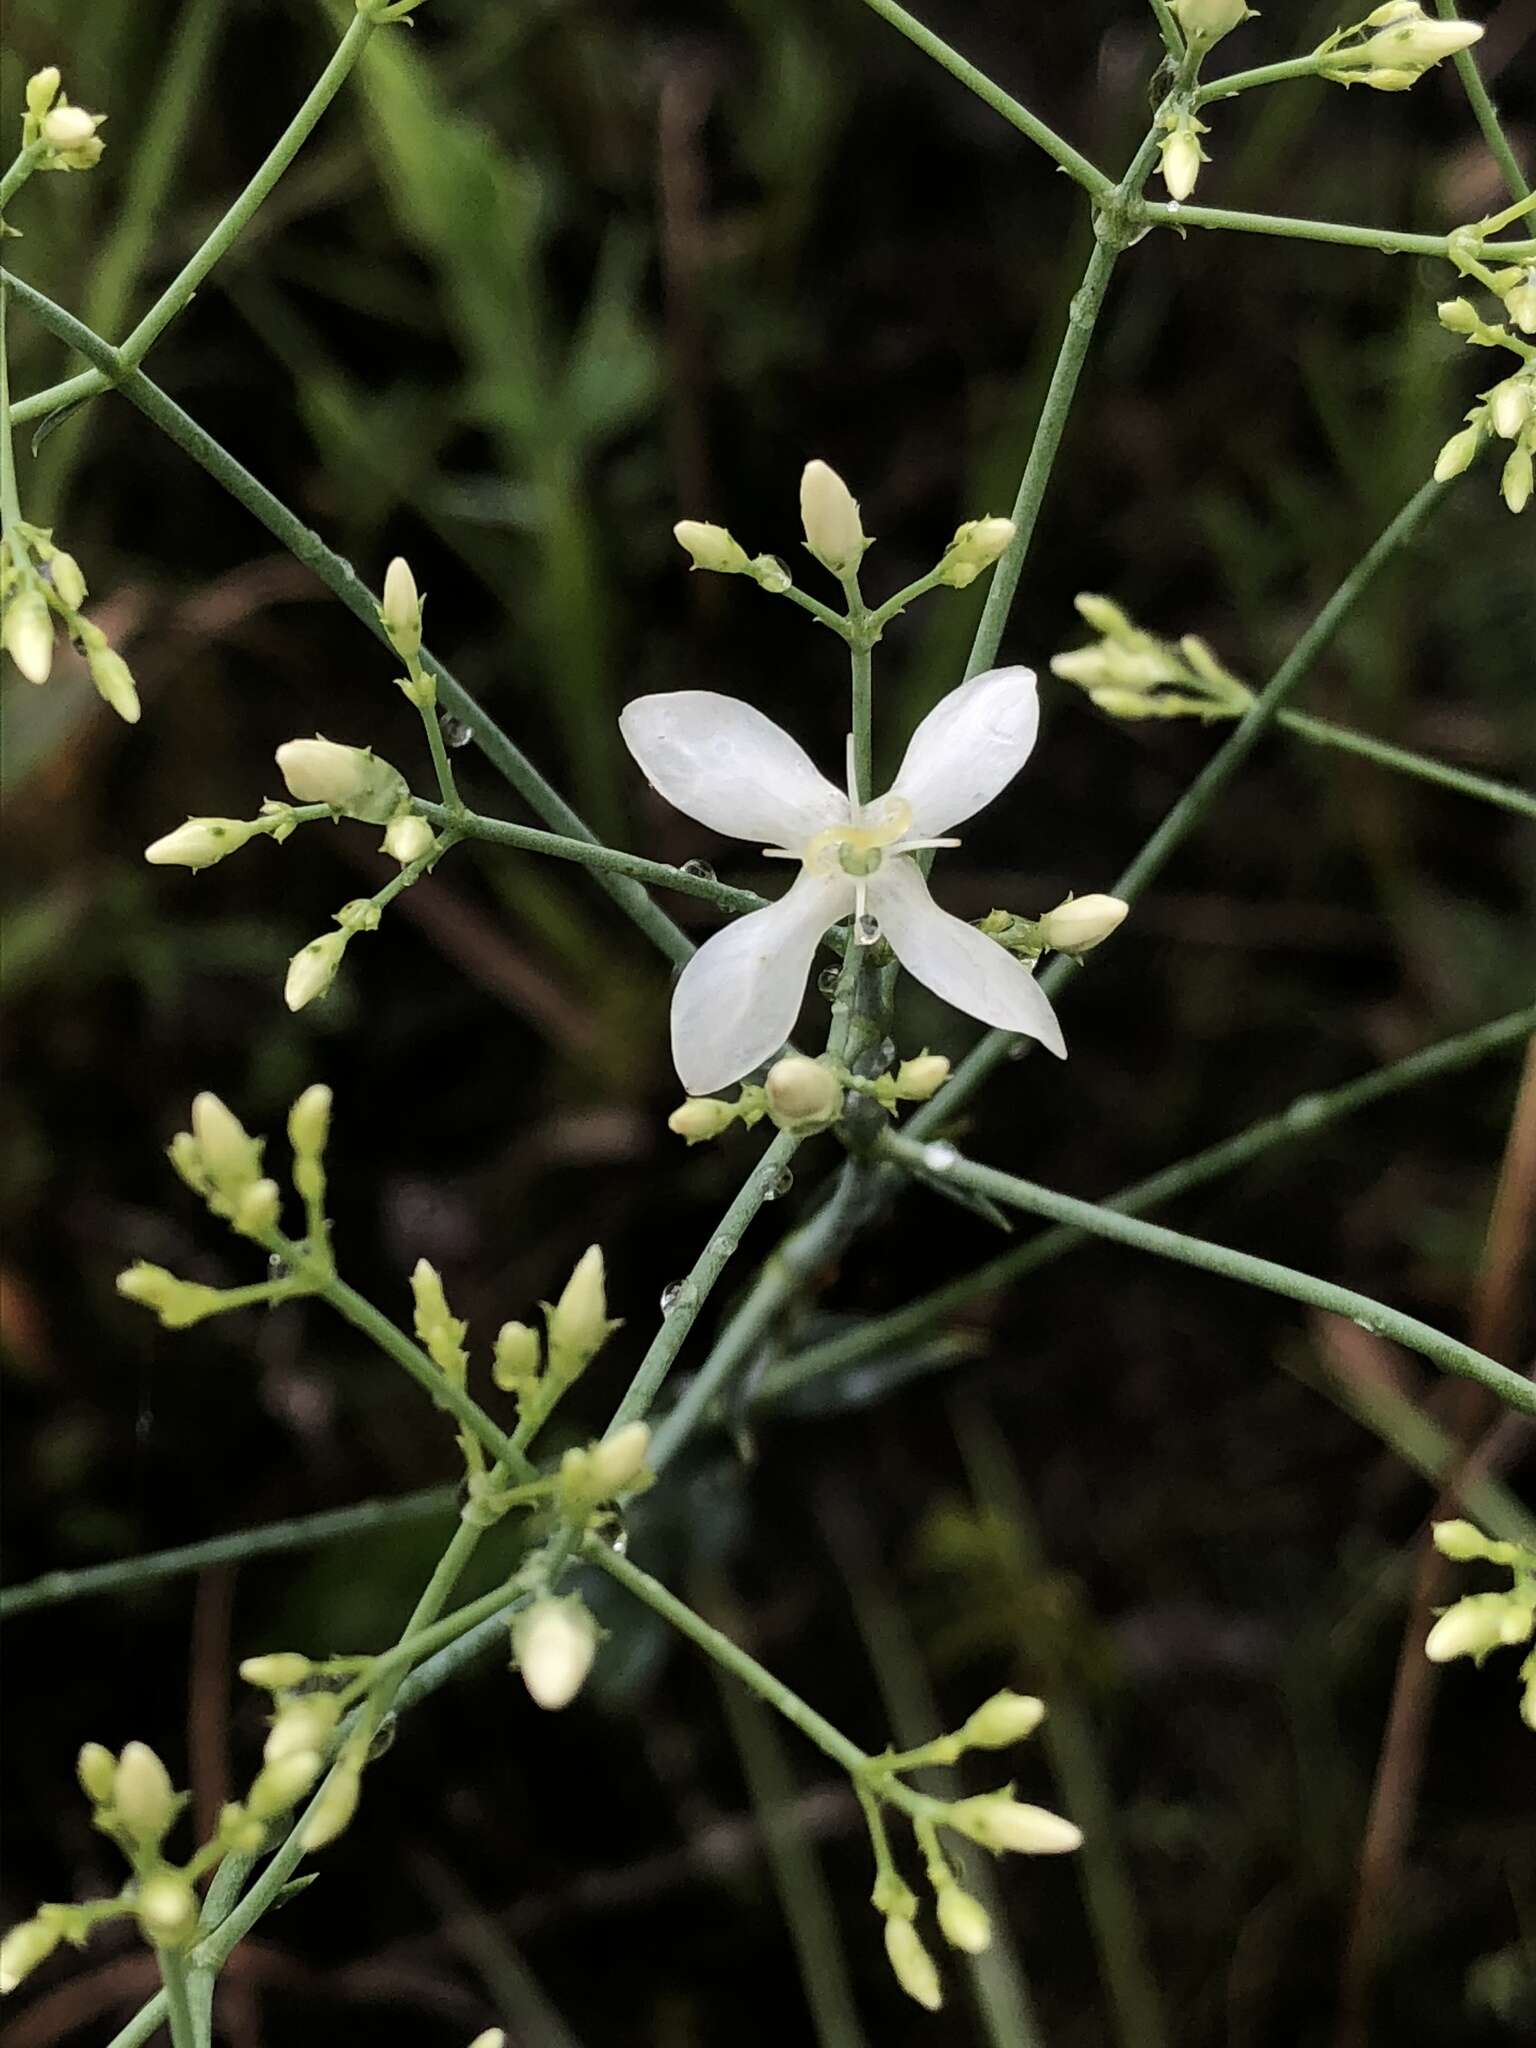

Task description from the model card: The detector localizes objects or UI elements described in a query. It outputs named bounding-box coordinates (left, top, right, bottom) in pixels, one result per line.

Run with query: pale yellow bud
left=145, top=817, right=258, bottom=870
left=239, top=1652, right=315, bottom=1691
left=1160, top=128, right=1203, bottom=202
left=264, top=1693, right=341, bottom=1764
left=114, top=1742, right=178, bottom=1847
left=287, top=1084, right=332, bottom=1167
left=1505, top=274, right=1536, bottom=335
left=936, top=1884, right=992, bottom=1954
left=1040, top=894, right=1128, bottom=954
left=799, top=459, right=867, bottom=574
left=41, top=105, right=100, bottom=150
left=382, top=810, right=436, bottom=866
left=76, top=1741, right=118, bottom=1806
left=1, top=1915, right=62, bottom=1994
left=47, top=549, right=87, bottom=609
left=217, top=1801, right=266, bottom=1854
left=492, top=1318, right=541, bottom=1393
left=668, top=1096, right=740, bottom=1144
left=1172, top=0, right=1251, bottom=42
left=191, top=1092, right=261, bottom=1197
left=25, top=68, right=62, bottom=121
left=3, top=588, right=54, bottom=684
left=1433, top=421, right=1483, bottom=481
left=87, top=644, right=141, bottom=723
left=298, top=1759, right=362, bottom=1851
left=381, top=555, right=422, bottom=658
left=232, top=1177, right=281, bottom=1238
left=764, top=1055, right=844, bottom=1132
left=247, top=1748, right=324, bottom=1819
left=935, top=517, right=1015, bottom=590
left=274, top=737, right=409, bottom=824
left=963, top=1690, right=1047, bottom=1749
left=949, top=1791, right=1083, bottom=1855
left=412, top=1258, right=469, bottom=1379
left=115, top=1262, right=226, bottom=1329
left=1436, top=297, right=1479, bottom=335
left=883, top=1916, right=943, bottom=2011
left=893, top=1053, right=950, bottom=1102
left=135, top=1874, right=198, bottom=1949
left=1502, top=440, right=1534, bottom=515
left=512, top=1597, right=599, bottom=1710
left=1489, top=378, right=1533, bottom=442
left=587, top=1421, right=652, bottom=1496
left=1425, top=1592, right=1533, bottom=1662
left=284, top=929, right=349, bottom=1011
left=673, top=520, right=751, bottom=575
left=546, top=1244, right=620, bottom=1382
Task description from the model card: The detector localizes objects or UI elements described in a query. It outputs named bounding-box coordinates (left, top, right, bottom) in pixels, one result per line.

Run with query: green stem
left=0, top=142, right=44, bottom=217
left=0, top=275, right=697, bottom=966
left=878, top=1131, right=1536, bottom=1417
left=607, top=1128, right=804, bottom=1430
left=768, top=1006, right=1536, bottom=1399
left=1195, top=54, right=1327, bottom=103
left=1275, top=708, right=1536, bottom=817
left=1434, top=0, right=1529, bottom=204
left=414, top=799, right=766, bottom=918
left=1132, top=198, right=1536, bottom=262
left=1145, top=0, right=1185, bottom=63
left=855, top=0, right=1115, bottom=200
left=0, top=277, right=22, bottom=536
left=419, top=688, right=465, bottom=815
left=777, top=581, right=854, bottom=639
left=156, top=1950, right=197, bottom=2048
left=845, top=571, right=873, bottom=803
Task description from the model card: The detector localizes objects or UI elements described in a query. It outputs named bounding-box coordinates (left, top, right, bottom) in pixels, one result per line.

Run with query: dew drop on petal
left=680, top=858, right=716, bottom=882
left=817, top=965, right=841, bottom=998
left=856, top=914, right=881, bottom=946
left=922, top=1141, right=959, bottom=1174
left=763, top=1166, right=794, bottom=1202
left=440, top=715, right=474, bottom=749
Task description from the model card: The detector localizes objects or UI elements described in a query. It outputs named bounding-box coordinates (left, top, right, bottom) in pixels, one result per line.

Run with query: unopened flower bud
left=1040, top=894, right=1128, bottom=954
left=935, top=1883, right=992, bottom=1954
left=275, top=737, right=409, bottom=824
left=284, top=929, right=350, bottom=1012
left=248, top=1748, right=323, bottom=1819
left=1502, top=439, right=1534, bottom=515
left=1436, top=297, right=1479, bottom=335
left=264, top=1693, right=341, bottom=1764
left=1172, top=0, right=1251, bottom=42
left=963, top=1690, right=1047, bottom=1749
left=764, top=1055, right=844, bottom=1132
left=0, top=1915, right=62, bottom=1994
left=41, top=104, right=101, bottom=150
left=115, top=1262, right=226, bottom=1328
left=546, top=1245, right=620, bottom=1382
left=893, top=1053, right=950, bottom=1102
left=936, top=517, right=1015, bottom=590
left=135, top=1874, right=198, bottom=1949
left=1425, top=1592, right=1533, bottom=1663
left=3, top=588, right=54, bottom=684
left=1160, top=124, right=1204, bottom=202
left=216, top=1801, right=267, bottom=1854
left=492, top=1318, right=541, bottom=1394
left=114, top=1742, right=178, bottom=1848
left=239, top=1652, right=315, bottom=1691
left=47, top=549, right=87, bottom=609
left=1433, top=420, right=1483, bottom=481
left=145, top=817, right=259, bottom=870
left=381, top=555, right=422, bottom=658
left=673, top=520, right=750, bottom=575
left=382, top=810, right=436, bottom=866
left=1321, top=7, right=1483, bottom=87
left=1489, top=378, right=1533, bottom=441
left=1505, top=272, right=1536, bottom=335
left=76, top=1742, right=118, bottom=1806
left=799, top=459, right=868, bottom=574
left=512, top=1597, right=598, bottom=1710
left=191, top=1092, right=262, bottom=1198
left=587, top=1421, right=652, bottom=1496
left=288, top=1084, right=332, bottom=1169
left=668, top=1096, right=740, bottom=1144
left=949, top=1790, right=1083, bottom=1855
left=883, top=1916, right=943, bottom=2011
left=412, top=1258, right=469, bottom=1379
left=298, top=1758, right=362, bottom=1850
left=25, top=68, right=62, bottom=120
left=85, top=644, right=140, bottom=723
left=468, top=2032, right=509, bottom=2048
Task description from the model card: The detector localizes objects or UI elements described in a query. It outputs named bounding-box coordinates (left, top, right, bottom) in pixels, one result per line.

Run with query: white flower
left=620, top=669, right=1066, bottom=1094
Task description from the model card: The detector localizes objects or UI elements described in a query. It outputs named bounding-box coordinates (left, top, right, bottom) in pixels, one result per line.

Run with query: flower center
left=799, top=796, right=914, bottom=880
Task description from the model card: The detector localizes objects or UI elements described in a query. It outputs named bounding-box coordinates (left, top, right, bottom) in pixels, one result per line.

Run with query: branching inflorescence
left=1, top=0, right=1531, bottom=2035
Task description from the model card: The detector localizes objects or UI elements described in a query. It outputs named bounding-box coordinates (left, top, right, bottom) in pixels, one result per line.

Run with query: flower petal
left=670, top=868, right=854, bottom=1093
left=621, top=692, right=848, bottom=847
left=870, top=857, right=1065, bottom=1056
left=888, top=666, right=1039, bottom=836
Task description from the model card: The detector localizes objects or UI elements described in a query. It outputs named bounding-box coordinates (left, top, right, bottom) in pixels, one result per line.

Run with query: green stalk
left=1145, top=0, right=1185, bottom=63
left=878, top=1131, right=1536, bottom=1415
left=0, top=143, right=45, bottom=216
left=1131, top=198, right=1536, bottom=262
left=1275, top=708, right=1536, bottom=817
left=0, top=278, right=22, bottom=537
left=1434, top=0, right=1530, bottom=204
left=156, top=1951, right=198, bottom=2048
left=1195, top=54, right=1327, bottom=102
left=845, top=570, right=874, bottom=804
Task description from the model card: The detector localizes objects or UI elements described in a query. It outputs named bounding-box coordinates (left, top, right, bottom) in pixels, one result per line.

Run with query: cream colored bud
left=936, top=1884, right=992, bottom=1954
left=950, top=1791, right=1083, bottom=1855
left=87, top=645, right=141, bottom=723
left=673, top=520, right=751, bottom=575
left=264, top=1694, right=341, bottom=1764
left=25, top=68, right=62, bottom=120
left=288, top=1084, right=332, bottom=1165
left=1506, top=274, right=1536, bottom=335
left=546, top=1244, right=620, bottom=1381
left=1436, top=297, right=1479, bottom=335
left=1430, top=1521, right=1496, bottom=1564
left=1172, top=0, right=1251, bottom=41
left=799, top=459, right=867, bottom=574
left=115, top=1262, right=225, bottom=1329
left=114, top=1742, right=178, bottom=1847
left=298, top=1760, right=362, bottom=1851
left=963, top=1690, right=1047, bottom=1749
left=382, top=810, right=436, bottom=866
left=233, top=1177, right=281, bottom=1237
left=1424, top=1592, right=1530, bottom=1663
left=248, top=1748, right=324, bottom=1819
left=492, top=1318, right=541, bottom=1393
left=3, top=588, right=54, bottom=684
left=240, top=1652, right=315, bottom=1691
left=512, top=1597, right=599, bottom=1710
left=284, top=929, right=349, bottom=1012
left=412, top=1257, right=469, bottom=1378
left=275, top=737, right=409, bottom=824
left=468, top=2032, right=509, bottom=2048
left=41, top=105, right=100, bottom=149
left=76, top=1741, right=118, bottom=1806
left=893, top=1053, right=950, bottom=1102
left=588, top=1421, right=652, bottom=1497
left=191, top=1092, right=260, bottom=1195
left=1160, top=128, right=1203, bottom=202
left=1502, top=440, right=1534, bottom=515
left=135, top=1874, right=198, bottom=1949
left=1433, top=421, right=1483, bottom=481
left=936, top=517, right=1016, bottom=589
left=764, top=1055, right=844, bottom=1132
left=1040, top=894, right=1128, bottom=954
left=47, top=549, right=87, bottom=609
left=217, top=1801, right=267, bottom=1854
left=668, top=1096, right=740, bottom=1144
left=1, top=1915, right=62, bottom=1994
left=145, top=817, right=257, bottom=870
left=1489, top=379, right=1533, bottom=441
left=381, top=555, right=422, bottom=657
left=883, top=1916, right=943, bottom=2011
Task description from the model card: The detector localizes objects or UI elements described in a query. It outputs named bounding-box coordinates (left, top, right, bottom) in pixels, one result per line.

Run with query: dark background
left=2, top=1, right=1534, bottom=2042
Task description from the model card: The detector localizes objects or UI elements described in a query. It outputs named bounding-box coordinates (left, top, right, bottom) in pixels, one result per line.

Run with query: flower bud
left=1039, top=894, right=1128, bottom=954
left=264, top=1693, right=341, bottom=1764
left=799, top=460, right=868, bottom=574
left=1436, top=297, right=1480, bottom=335
left=284, top=929, right=350, bottom=1011
left=949, top=1790, right=1083, bottom=1855
left=963, top=1690, right=1047, bottom=1749
left=47, top=549, right=87, bottom=610
left=764, top=1055, right=844, bottom=1133
left=469, top=2032, right=509, bottom=2048
left=275, top=737, right=409, bottom=824
left=935, top=1883, right=992, bottom=1954
left=217, top=1801, right=267, bottom=1854
left=191, top=1092, right=262, bottom=1199
left=587, top=1421, right=652, bottom=1496
left=382, top=810, right=436, bottom=866
left=115, top=1262, right=226, bottom=1329
left=1505, top=271, right=1536, bottom=335
left=298, top=1758, right=362, bottom=1851
left=42, top=104, right=100, bottom=150
left=144, top=816, right=259, bottom=870
left=1425, top=1592, right=1534, bottom=1663
left=86, top=644, right=141, bottom=723
left=1489, top=378, right=1533, bottom=441
left=240, top=1652, right=315, bottom=1692
left=288, top=1084, right=332, bottom=1168
left=1, top=1915, right=62, bottom=1993
left=1321, top=8, right=1483, bottom=87
left=135, top=1874, right=198, bottom=1949
left=247, top=1748, right=323, bottom=1820
left=883, top=1916, right=943, bottom=2011
left=3, top=588, right=54, bottom=685
left=492, top=1318, right=541, bottom=1394
left=114, top=1742, right=178, bottom=1848
left=545, top=1244, right=620, bottom=1382
left=233, top=1177, right=281, bottom=1238
left=668, top=1096, right=740, bottom=1144
left=1172, top=0, right=1251, bottom=42
left=381, top=555, right=422, bottom=658
left=512, top=1597, right=599, bottom=1710
left=935, top=517, right=1015, bottom=590
left=76, top=1741, right=118, bottom=1806
left=1160, top=125, right=1204, bottom=203
left=1432, top=421, right=1483, bottom=481
left=673, top=520, right=751, bottom=575
left=25, top=68, right=62, bottom=121
left=893, top=1053, right=950, bottom=1102
left=1502, top=439, right=1534, bottom=515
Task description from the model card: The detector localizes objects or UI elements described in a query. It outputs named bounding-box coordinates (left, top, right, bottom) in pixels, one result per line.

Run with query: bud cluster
left=20, top=67, right=106, bottom=172
left=1432, top=288, right=1536, bottom=516
left=1426, top=1521, right=1536, bottom=1728
left=1050, top=591, right=1254, bottom=721
left=1, top=527, right=140, bottom=720
left=1314, top=4, right=1484, bottom=92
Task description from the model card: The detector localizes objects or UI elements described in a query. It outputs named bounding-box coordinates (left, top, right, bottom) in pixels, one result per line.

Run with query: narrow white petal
left=670, top=869, right=855, bottom=1093
left=621, top=692, right=848, bottom=846
left=871, top=858, right=1065, bottom=1056
left=888, top=666, right=1040, bottom=836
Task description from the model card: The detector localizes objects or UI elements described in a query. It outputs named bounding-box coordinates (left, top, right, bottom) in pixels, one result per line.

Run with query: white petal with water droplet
left=620, top=692, right=848, bottom=847
left=888, top=666, right=1039, bottom=836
